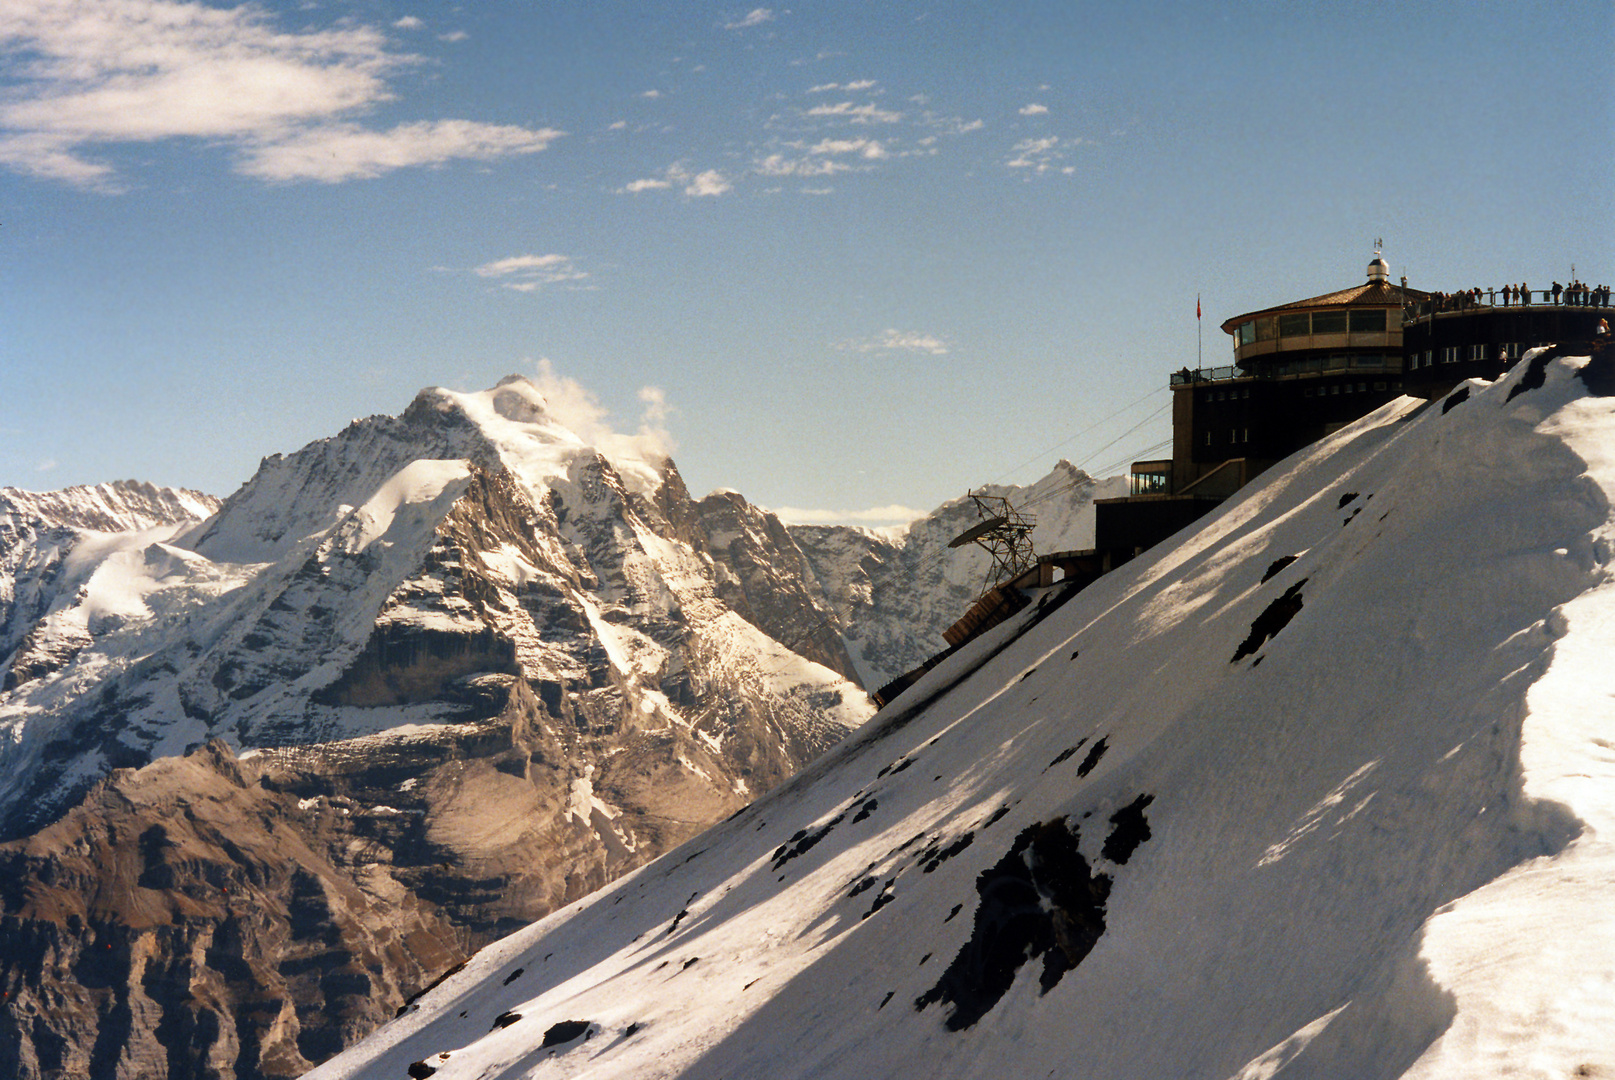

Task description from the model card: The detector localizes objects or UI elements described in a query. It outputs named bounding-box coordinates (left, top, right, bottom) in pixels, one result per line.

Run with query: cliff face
left=0, top=378, right=872, bottom=1077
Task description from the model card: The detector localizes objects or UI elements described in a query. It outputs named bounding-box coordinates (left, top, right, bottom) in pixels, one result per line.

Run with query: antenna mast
left=948, top=492, right=1037, bottom=592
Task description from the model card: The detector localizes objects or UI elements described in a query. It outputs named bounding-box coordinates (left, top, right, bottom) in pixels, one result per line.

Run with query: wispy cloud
left=1006, top=135, right=1078, bottom=174
left=393, top=16, right=423, bottom=29
left=807, top=79, right=877, bottom=94
left=1019, top=103, right=1049, bottom=116
left=771, top=503, right=926, bottom=525
left=755, top=136, right=886, bottom=178
left=437, top=30, right=469, bottom=43
left=529, top=358, right=677, bottom=463
left=470, top=253, right=589, bottom=292
left=0, top=0, right=558, bottom=189
left=837, top=329, right=950, bottom=356
left=724, top=8, right=777, bottom=30
left=35, top=458, right=58, bottom=473
left=618, top=163, right=731, bottom=197
left=243, top=120, right=562, bottom=183
left=805, top=101, right=903, bottom=125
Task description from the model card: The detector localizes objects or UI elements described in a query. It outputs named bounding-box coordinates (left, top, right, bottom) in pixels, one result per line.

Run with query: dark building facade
left=1402, top=290, right=1608, bottom=398
left=1096, top=256, right=1425, bottom=557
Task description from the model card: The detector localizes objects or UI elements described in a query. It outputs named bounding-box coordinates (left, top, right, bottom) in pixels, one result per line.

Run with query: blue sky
left=3, top=0, right=1611, bottom=522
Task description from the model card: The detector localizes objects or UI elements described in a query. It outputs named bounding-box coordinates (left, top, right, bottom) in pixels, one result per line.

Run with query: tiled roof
left=1220, top=279, right=1431, bottom=333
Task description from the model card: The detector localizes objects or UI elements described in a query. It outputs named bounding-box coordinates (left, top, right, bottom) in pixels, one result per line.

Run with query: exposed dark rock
left=1260, top=555, right=1298, bottom=584
left=539, top=1020, right=591, bottom=1048
left=1076, top=738, right=1108, bottom=778
left=1442, top=386, right=1471, bottom=414
left=1101, top=795, right=1155, bottom=865
left=916, top=818, right=1116, bottom=1031
left=1232, top=580, right=1308, bottom=662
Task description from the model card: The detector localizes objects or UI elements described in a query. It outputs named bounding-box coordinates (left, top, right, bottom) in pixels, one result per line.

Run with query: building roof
left=1220, top=279, right=1430, bottom=335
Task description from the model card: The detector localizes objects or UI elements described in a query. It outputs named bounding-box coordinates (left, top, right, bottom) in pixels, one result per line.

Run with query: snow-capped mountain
left=789, top=461, right=1126, bottom=689
left=0, top=377, right=874, bottom=1078
left=316, top=344, right=1615, bottom=1080
left=0, top=376, right=1124, bottom=1079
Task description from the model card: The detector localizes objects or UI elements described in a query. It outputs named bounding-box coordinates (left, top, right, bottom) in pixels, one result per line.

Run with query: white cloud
left=622, top=176, right=673, bottom=193
left=393, top=16, right=422, bottom=29
left=471, top=250, right=591, bottom=288
left=529, top=358, right=677, bottom=465
left=607, top=120, right=627, bottom=131
left=437, top=30, right=469, bottom=43
left=1006, top=134, right=1078, bottom=173
left=619, top=163, right=731, bottom=197
left=640, top=89, right=662, bottom=99
left=807, top=79, right=876, bottom=94
left=35, top=458, right=58, bottom=473
left=0, top=0, right=554, bottom=188
left=756, top=153, right=844, bottom=177
left=809, top=137, right=886, bottom=159
left=771, top=503, right=926, bottom=525
left=724, top=8, right=776, bottom=30
left=805, top=101, right=903, bottom=124
left=470, top=253, right=588, bottom=291
left=837, top=329, right=950, bottom=356
left=684, top=168, right=731, bottom=197
left=1019, top=103, right=1049, bottom=115
left=240, top=120, right=563, bottom=183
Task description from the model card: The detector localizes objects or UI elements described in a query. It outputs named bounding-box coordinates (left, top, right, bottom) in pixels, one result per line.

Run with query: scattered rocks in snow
left=770, top=814, right=845, bottom=871
left=852, top=797, right=878, bottom=823
left=1336, top=492, right=1359, bottom=510
left=920, top=832, right=975, bottom=873
left=492, top=1011, right=523, bottom=1030
left=501, top=967, right=525, bottom=986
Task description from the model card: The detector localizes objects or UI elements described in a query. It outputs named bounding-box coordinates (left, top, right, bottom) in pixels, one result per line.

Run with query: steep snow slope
left=791, top=461, right=1126, bottom=688
left=316, top=345, right=1615, bottom=1080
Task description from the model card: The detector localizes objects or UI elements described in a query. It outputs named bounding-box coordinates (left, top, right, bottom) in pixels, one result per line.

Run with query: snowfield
left=312, top=346, right=1615, bottom=1080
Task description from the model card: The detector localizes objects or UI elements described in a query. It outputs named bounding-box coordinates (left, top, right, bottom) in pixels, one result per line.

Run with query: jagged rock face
left=789, top=461, right=1126, bottom=688
left=0, top=377, right=878, bottom=1077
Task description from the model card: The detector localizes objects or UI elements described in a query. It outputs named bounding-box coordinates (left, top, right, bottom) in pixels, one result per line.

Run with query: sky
left=2, top=0, right=1611, bottom=524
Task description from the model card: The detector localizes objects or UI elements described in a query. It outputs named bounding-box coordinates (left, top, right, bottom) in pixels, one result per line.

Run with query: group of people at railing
left=1410, top=280, right=1611, bottom=317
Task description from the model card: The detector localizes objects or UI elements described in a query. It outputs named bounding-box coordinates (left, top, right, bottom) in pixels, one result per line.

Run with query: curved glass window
left=1311, top=311, right=1348, bottom=334
left=1279, top=313, right=1310, bottom=336
left=1349, top=309, right=1387, bottom=332
left=1256, top=316, right=1278, bottom=341
left=1238, top=321, right=1256, bottom=346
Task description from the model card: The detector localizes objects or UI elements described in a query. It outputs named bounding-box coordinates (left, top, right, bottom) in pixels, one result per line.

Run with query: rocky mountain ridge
left=0, top=376, right=1114, bottom=1079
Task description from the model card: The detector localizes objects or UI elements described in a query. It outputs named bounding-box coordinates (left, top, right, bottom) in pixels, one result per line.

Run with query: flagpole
left=1197, top=293, right=1202, bottom=371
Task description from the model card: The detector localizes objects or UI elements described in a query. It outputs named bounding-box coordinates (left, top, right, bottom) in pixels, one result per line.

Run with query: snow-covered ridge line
left=0, top=479, right=219, bottom=536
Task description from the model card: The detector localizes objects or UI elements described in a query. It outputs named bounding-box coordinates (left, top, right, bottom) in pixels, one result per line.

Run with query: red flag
left=1196, top=295, right=1201, bottom=320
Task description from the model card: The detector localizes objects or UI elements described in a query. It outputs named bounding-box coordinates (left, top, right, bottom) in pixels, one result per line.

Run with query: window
left=1243, top=428, right=1250, bottom=443
left=1423, top=350, right=1433, bottom=367
left=1304, top=387, right=1314, bottom=397
left=1205, top=431, right=1213, bottom=446
left=1312, top=311, right=1348, bottom=334
left=1279, top=312, right=1310, bottom=337
left=1468, top=344, right=1488, bottom=361
left=1230, top=429, right=1238, bottom=444
left=1374, top=381, right=1387, bottom=391
left=1343, top=383, right=1353, bottom=394
left=1353, top=353, right=1383, bottom=368
left=1331, top=385, right=1340, bottom=395
left=1238, top=322, right=1256, bottom=346
left=1256, top=316, right=1278, bottom=342
left=1440, top=346, right=1461, bottom=364
left=1501, top=342, right=1520, bottom=360
left=1349, top=309, right=1387, bottom=333
left=1242, top=388, right=1251, bottom=399
left=1358, top=382, right=1367, bottom=392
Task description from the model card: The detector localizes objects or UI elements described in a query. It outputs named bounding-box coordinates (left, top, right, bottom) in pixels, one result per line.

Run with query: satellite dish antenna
left=948, top=492, right=1036, bottom=591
